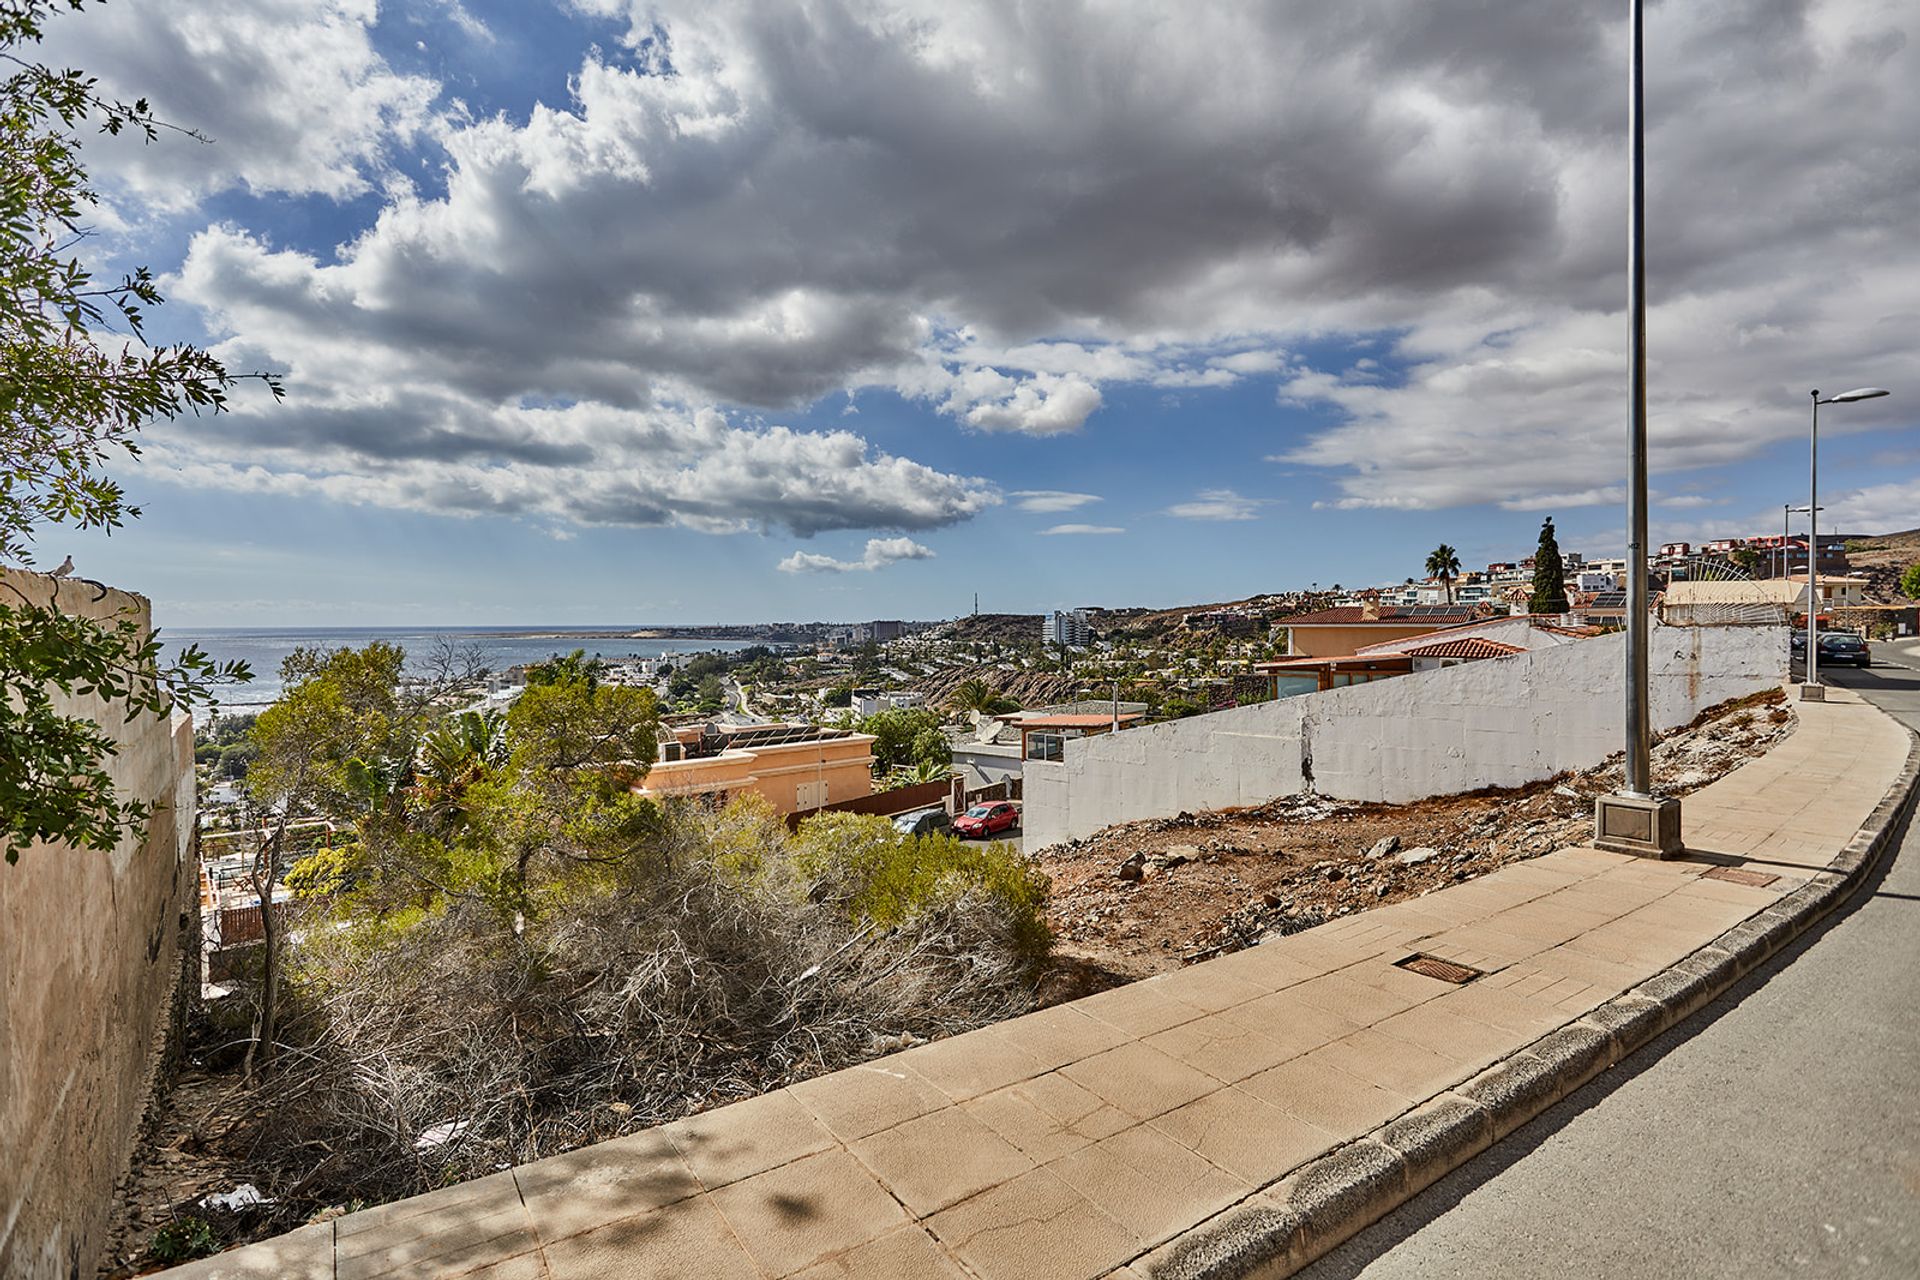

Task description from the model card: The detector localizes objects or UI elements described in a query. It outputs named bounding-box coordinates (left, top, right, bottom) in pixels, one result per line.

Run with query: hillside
left=1845, top=528, right=1920, bottom=601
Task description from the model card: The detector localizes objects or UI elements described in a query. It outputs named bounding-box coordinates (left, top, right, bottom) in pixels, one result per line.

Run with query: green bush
left=791, top=813, right=1051, bottom=968
left=151, top=1216, right=219, bottom=1265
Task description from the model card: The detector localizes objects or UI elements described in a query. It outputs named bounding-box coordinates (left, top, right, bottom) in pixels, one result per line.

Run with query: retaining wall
left=1024, top=624, right=1787, bottom=849
left=0, top=571, right=199, bottom=1280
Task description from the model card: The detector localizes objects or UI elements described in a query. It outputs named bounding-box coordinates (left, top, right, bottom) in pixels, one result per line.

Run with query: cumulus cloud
left=80, top=0, right=1918, bottom=528
left=1166, top=489, right=1261, bottom=522
left=43, top=0, right=437, bottom=208
left=1039, top=524, right=1126, bottom=536
left=777, top=536, right=935, bottom=574
left=1820, top=477, right=1920, bottom=535
left=140, top=399, right=995, bottom=536
left=1012, top=490, right=1103, bottom=513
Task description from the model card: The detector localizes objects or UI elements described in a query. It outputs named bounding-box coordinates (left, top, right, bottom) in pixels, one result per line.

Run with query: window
left=1027, top=732, right=1065, bottom=762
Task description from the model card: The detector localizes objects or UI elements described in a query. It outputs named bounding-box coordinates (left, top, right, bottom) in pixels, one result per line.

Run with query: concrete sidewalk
left=169, top=689, right=1912, bottom=1280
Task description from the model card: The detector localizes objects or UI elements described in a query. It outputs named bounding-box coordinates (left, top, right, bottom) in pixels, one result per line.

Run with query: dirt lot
left=1034, top=688, right=1794, bottom=1001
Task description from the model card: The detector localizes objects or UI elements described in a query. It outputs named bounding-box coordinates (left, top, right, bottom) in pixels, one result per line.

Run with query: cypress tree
left=1529, top=517, right=1570, bottom=614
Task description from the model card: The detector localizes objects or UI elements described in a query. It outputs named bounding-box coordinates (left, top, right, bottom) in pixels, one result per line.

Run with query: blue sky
left=42, top=1, right=1920, bottom=626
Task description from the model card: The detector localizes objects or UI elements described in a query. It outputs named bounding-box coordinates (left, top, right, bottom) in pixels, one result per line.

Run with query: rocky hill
left=1846, top=528, right=1920, bottom=602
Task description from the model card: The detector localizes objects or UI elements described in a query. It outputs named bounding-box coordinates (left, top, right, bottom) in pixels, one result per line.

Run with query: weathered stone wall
left=0, top=571, right=198, bottom=1280
left=1025, top=624, right=1788, bottom=848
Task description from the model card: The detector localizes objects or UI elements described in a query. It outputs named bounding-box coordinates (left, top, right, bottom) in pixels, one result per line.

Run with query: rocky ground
left=1033, top=688, right=1794, bottom=999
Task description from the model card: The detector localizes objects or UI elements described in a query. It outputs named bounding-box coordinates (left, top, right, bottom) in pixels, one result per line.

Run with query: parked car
left=1815, top=632, right=1871, bottom=667
left=953, top=801, right=1019, bottom=839
left=891, top=807, right=952, bottom=837
left=1789, top=630, right=1807, bottom=653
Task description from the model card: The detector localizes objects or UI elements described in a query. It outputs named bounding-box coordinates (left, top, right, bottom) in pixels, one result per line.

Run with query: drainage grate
left=1702, top=866, right=1779, bottom=888
left=1396, top=953, right=1483, bottom=985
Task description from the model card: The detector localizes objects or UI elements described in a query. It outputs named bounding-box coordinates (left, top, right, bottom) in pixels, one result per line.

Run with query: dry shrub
left=233, top=799, right=1043, bottom=1218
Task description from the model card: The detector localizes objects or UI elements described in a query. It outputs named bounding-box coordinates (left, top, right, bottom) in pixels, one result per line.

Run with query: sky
left=34, top=0, right=1920, bottom=627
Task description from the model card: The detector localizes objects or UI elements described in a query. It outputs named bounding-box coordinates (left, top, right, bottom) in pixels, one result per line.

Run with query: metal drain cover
left=1396, top=954, right=1483, bottom=985
left=1703, top=866, right=1779, bottom=888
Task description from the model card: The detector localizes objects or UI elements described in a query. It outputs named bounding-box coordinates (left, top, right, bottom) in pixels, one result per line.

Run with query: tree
left=1729, top=547, right=1763, bottom=577
left=459, top=676, right=661, bottom=927
left=1529, top=518, right=1570, bottom=614
left=1901, top=562, right=1920, bottom=601
left=525, top=648, right=602, bottom=692
left=947, top=677, right=1017, bottom=718
left=858, top=707, right=949, bottom=774
left=948, top=677, right=995, bottom=715
left=243, top=644, right=408, bottom=1071
left=412, top=708, right=508, bottom=832
left=1425, top=544, right=1462, bottom=603
left=1, top=2, right=272, bottom=862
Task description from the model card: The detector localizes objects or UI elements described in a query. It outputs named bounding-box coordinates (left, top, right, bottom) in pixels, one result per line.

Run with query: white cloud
left=777, top=536, right=935, bottom=574
left=428, top=0, right=494, bottom=42
left=1821, top=477, right=1920, bottom=535
left=139, top=400, right=996, bottom=537
left=43, top=0, right=438, bottom=208
left=1012, top=490, right=1102, bottom=513
left=1039, top=524, right=1126, bottom=536
left=1166, top=489, right=1261, bottom=522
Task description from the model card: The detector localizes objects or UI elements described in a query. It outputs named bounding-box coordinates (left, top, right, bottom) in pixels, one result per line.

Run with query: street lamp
left=1779, top=503, right=1820, bottom=579
left=1804, top=387, right=1891, bottom=695
left=1595, top=0, right=1683, bottom=857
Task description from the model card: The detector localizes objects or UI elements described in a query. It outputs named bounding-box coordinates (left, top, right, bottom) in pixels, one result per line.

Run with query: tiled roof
left=1400, top=637, right=1526, bottom=660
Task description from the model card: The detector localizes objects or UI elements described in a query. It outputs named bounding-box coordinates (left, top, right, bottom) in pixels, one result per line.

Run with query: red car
left=954, top=801, right=1019, bottom=838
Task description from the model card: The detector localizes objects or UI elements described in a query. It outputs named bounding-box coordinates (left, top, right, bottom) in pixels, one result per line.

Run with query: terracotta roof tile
left=1400, top=637, right=1526, bottom=660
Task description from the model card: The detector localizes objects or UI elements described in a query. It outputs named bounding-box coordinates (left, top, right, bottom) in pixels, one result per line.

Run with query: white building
left=1041, top=609, right=1093, bottom=647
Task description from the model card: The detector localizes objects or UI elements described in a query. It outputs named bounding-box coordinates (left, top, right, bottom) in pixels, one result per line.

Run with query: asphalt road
left=1298, top=646, right=1920, bottom=1279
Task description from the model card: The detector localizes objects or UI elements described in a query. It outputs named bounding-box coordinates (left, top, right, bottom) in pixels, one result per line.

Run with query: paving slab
left=708, top=1148, right=909, bottom=1277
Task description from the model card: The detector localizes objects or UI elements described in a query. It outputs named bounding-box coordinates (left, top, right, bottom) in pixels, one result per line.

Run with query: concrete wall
left=1025, top=625, right=1786, bottom=849
left=0, top=571, right=199, bottom=1280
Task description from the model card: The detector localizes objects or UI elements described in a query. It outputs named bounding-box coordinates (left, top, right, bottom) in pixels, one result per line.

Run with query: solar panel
left=1589, top=592, right=1627, bottom=608
left=723, top=724, right=851, bottom=749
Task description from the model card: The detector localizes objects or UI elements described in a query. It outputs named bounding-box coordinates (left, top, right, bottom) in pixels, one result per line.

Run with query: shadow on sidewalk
left=1297, top=796, right=1914, bottom=1279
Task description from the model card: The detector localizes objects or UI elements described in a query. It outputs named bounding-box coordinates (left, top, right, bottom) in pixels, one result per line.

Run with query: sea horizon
left=159, top=624, right=774, bottom=712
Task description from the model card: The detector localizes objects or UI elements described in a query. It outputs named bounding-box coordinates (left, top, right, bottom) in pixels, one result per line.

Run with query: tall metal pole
left=1808, top=391, right=1821, bottom=687
left=1780, top=504, right=1789, bottom=579
left=1623, top=0, right=1652, bottom=798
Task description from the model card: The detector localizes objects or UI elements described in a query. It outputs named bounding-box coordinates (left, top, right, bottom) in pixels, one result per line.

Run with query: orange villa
left=1277, top=601, right=1489, bottom=658
left=636, top=723, right=877, bottom=815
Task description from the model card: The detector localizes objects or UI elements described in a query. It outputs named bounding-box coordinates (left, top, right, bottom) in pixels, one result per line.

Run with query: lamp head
left=1824, top=387, right=1891, bottom=404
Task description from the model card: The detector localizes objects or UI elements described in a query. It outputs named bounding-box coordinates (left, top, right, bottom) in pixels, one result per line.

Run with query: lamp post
left=1781, top=504, right=1819, bottom=580
left=1594, top=0, right=1683, bottom=856
left=1804, top=387, right=1891, bottom=695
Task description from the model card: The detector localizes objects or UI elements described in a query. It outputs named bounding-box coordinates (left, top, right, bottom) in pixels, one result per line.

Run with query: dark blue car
left=1815, top=632, right=1871, bottom=667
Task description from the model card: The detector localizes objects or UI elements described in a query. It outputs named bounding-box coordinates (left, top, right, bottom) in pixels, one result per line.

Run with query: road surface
left=1298, top=648, right=1920, bottom=1279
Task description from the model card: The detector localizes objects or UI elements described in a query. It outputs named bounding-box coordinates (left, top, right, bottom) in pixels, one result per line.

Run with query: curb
left=1137, top=720, right=1920, bottom=1280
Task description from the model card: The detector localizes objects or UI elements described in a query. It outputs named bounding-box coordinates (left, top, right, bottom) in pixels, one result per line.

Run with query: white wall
left=1025, top=625, right=1786, bottom=848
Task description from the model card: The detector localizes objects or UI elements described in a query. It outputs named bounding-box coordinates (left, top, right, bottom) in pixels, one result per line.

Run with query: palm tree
left=413, top=709, right=509, bottom=831
left=948, top=677, right=996, bottom=715
left=1425, top=544, right=1462, bottom=604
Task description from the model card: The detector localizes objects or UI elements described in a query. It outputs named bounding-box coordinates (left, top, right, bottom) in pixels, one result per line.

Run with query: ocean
left=156, top=626, right=764, bottom=712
